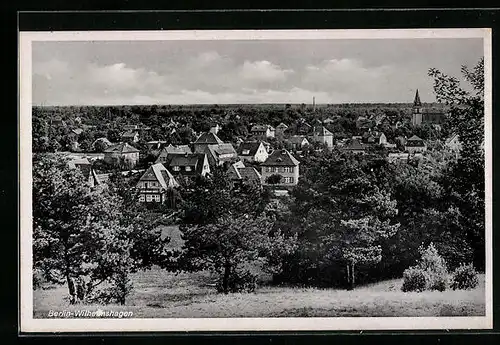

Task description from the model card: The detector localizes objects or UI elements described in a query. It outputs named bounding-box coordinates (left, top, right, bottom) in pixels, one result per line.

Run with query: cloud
left=239, top=60, right=294, bottom=83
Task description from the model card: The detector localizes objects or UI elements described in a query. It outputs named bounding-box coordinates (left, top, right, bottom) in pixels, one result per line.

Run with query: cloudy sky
left=32, top=38, right=483, bottom=105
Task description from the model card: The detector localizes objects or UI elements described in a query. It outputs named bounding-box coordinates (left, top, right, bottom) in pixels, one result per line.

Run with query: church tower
left=412, top=89, right=423, bottom=126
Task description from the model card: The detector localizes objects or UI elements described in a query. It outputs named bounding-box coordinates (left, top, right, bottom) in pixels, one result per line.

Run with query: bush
left=450, top=263, right=479, bottom=290
left=216, top=269, right=258, bottom=293
left=402, top=243, right=449, bottom=292
left=418, top=243, right=449, bottom=291
left=401, top=267, right=429, bottom=292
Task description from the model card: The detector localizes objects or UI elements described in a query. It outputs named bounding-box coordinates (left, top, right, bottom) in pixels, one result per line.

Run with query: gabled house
left=137, top=163, right=179, bottom=203
left=155, top=144, right=192, bottom=163
left=341, top=138, right=366, bottom=154
left=209, top=123, right=221, bottom=135
left=204, top=143, right=238, bottom=167
left=286, top=136, right=310, bottom=150
left=293, top=120, right=312, bottom=136
left=275, top=123, right=289, bottom=138
left=227, top=161, right=262, bottom=189
left=411, top=89, right=447, bottom=126
left=445, top=133, right=461, bottom=152
left=67, top=157, right=100, bottom=187
left=163, top=153, right=210, bottom=178
left=362, top=131, right=387, bottom=146
left=250, top=124, right=275, bottom=139
left=91, top=137, right=113, bottom=152
left=104, top=142, right=140, bottom=167
left=121, top=130, right=140, bottom=143
left=261, top=149, right=300, bottom=187
left=356, top=116, right=375, bottom=131
left=237, top=141, right=269, bottom=163
left=311, top=125, right=334, bottom=148
left=146, top=140, right=168, bottom=151
left=193, top=132, right=224, bottom=153
left=405, top=135, right=427, bottom=153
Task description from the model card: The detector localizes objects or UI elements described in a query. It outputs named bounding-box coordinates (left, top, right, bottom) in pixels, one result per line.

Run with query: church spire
left=413, top=89, right=422, bottom=107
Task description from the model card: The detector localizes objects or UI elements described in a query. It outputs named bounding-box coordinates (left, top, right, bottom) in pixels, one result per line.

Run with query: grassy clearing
left=34, top=266, right=485, bottom=318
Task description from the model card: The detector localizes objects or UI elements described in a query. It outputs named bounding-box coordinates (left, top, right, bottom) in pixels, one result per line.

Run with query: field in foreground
left=33, top=267, right=486, bottom=318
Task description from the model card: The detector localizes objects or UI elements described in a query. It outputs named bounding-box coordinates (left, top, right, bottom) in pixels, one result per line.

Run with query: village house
left=163, top=153, right=211, bottom=179
left=445, top=133, right=461, bottom=153
left=286, top=136, right=310, bottom=151
left=91, top=137, right=113, bottom=151
left=204, top=143, right=239, bottom=167
left=290, top=120, right=312, bottom=136
left=137, top=163, right=179, bottom=203
left=227, top=161, right=262, bottom=189
left=405, top=135, right=427, bottom=153
left=341, top=138, right=366, bottom=154
left=261, top=149, right=300, bottom=187
left=67, top=157, right=101, bottom=187
left=411, top=89, right=447, bottom=126
left=209, top=123, right=221, bottom=135
left=104, top=142, right=140, bottom=167
left=155, top=144, right=192, bottom=164
left=311, top=125, right=334, bottom=148
left=237, top=141, right=269, bottom=163
left=355, top=116, right=375, bottom=131
left=275, top=123, right=289, bottom=138
left=250, top=124, right=275, bottom=139
left=146, top=140, right=168, bottom=151
left=193, top=132, right=224, bottom=153
left=362, top=131, right=387, bottom=146
left=121, top=130, right=140, bottom=143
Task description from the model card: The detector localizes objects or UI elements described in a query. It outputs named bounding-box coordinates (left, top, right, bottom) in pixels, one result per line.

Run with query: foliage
left=450, top=263, right=479, bottom=290
left=401, top=267, right=429, bottom=292
left=33, top=153, right=168, bottom=304
left=265, top=174, right=283, bottom=185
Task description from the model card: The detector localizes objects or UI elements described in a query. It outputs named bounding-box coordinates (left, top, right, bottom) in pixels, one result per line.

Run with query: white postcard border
left=19, top=28, right=493, bottom=333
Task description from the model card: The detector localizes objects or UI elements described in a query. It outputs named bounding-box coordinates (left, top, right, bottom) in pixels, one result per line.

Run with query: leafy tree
left=265, top=174, right=283, bottom=185
left=428, top=57, right=485, bottom=270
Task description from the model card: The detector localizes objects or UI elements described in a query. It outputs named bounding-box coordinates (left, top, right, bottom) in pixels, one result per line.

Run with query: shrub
left=402, top=243, right=449, bottom=292
left=418, top=243, right=449, bottom=291
left=450, top=263, right=479, bottom=290
left=401, top=267, right=429, bottom=292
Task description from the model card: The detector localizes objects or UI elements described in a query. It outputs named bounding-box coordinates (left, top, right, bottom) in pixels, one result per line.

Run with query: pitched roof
left=238, top=167, right=262, bottom=183
left=237, top=141, right=262, bottom=156
left=104, top=142, right=140, bottom=153
left=207, top=143, right=237, bottom=156
left=227, top=163, right=242, bottom=180
left=164, top=153, right=208, bottom=175
left=313, top=126, right=333, bottom=136
left=343, top=138, right=366, bottom=151
left=122, top=130, right=139, bottom=138
left=139, top=163, right=179, bottom=189
left=287, top=136, right=309, bottom=145
left=155, top=144, right=193, bottom=163
left=445, top=133, right=459, bottom=145
left=262, top=149, right=300, bottom=166
left=276, top=123, right=288, bottom=129
left=194, top=132, right=223, bottom=145
left=406, top=135, right=426, bottom=147
left=67, top=158, right=92, bottom=181
left=413, top=89, right=422, bottom=107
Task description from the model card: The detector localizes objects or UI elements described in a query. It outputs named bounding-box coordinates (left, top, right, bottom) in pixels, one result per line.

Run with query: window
left=144, top=182, right=148, bottom=188
left=173, top=166, right=180, bottom=171
left=290, top=177, right=294, bottom=184
left=139, top=195, right=145, bottom=202
left=154, top=195, right=161, bottom=202
left=146, top=195, right=152, bottom=202
left=185, top=166, right=192, bottom=172
left=242, top=149, right=250, bottom=155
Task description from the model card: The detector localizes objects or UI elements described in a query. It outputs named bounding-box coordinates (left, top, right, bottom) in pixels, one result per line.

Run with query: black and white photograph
left=19, top=29, right=492, bottom=332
